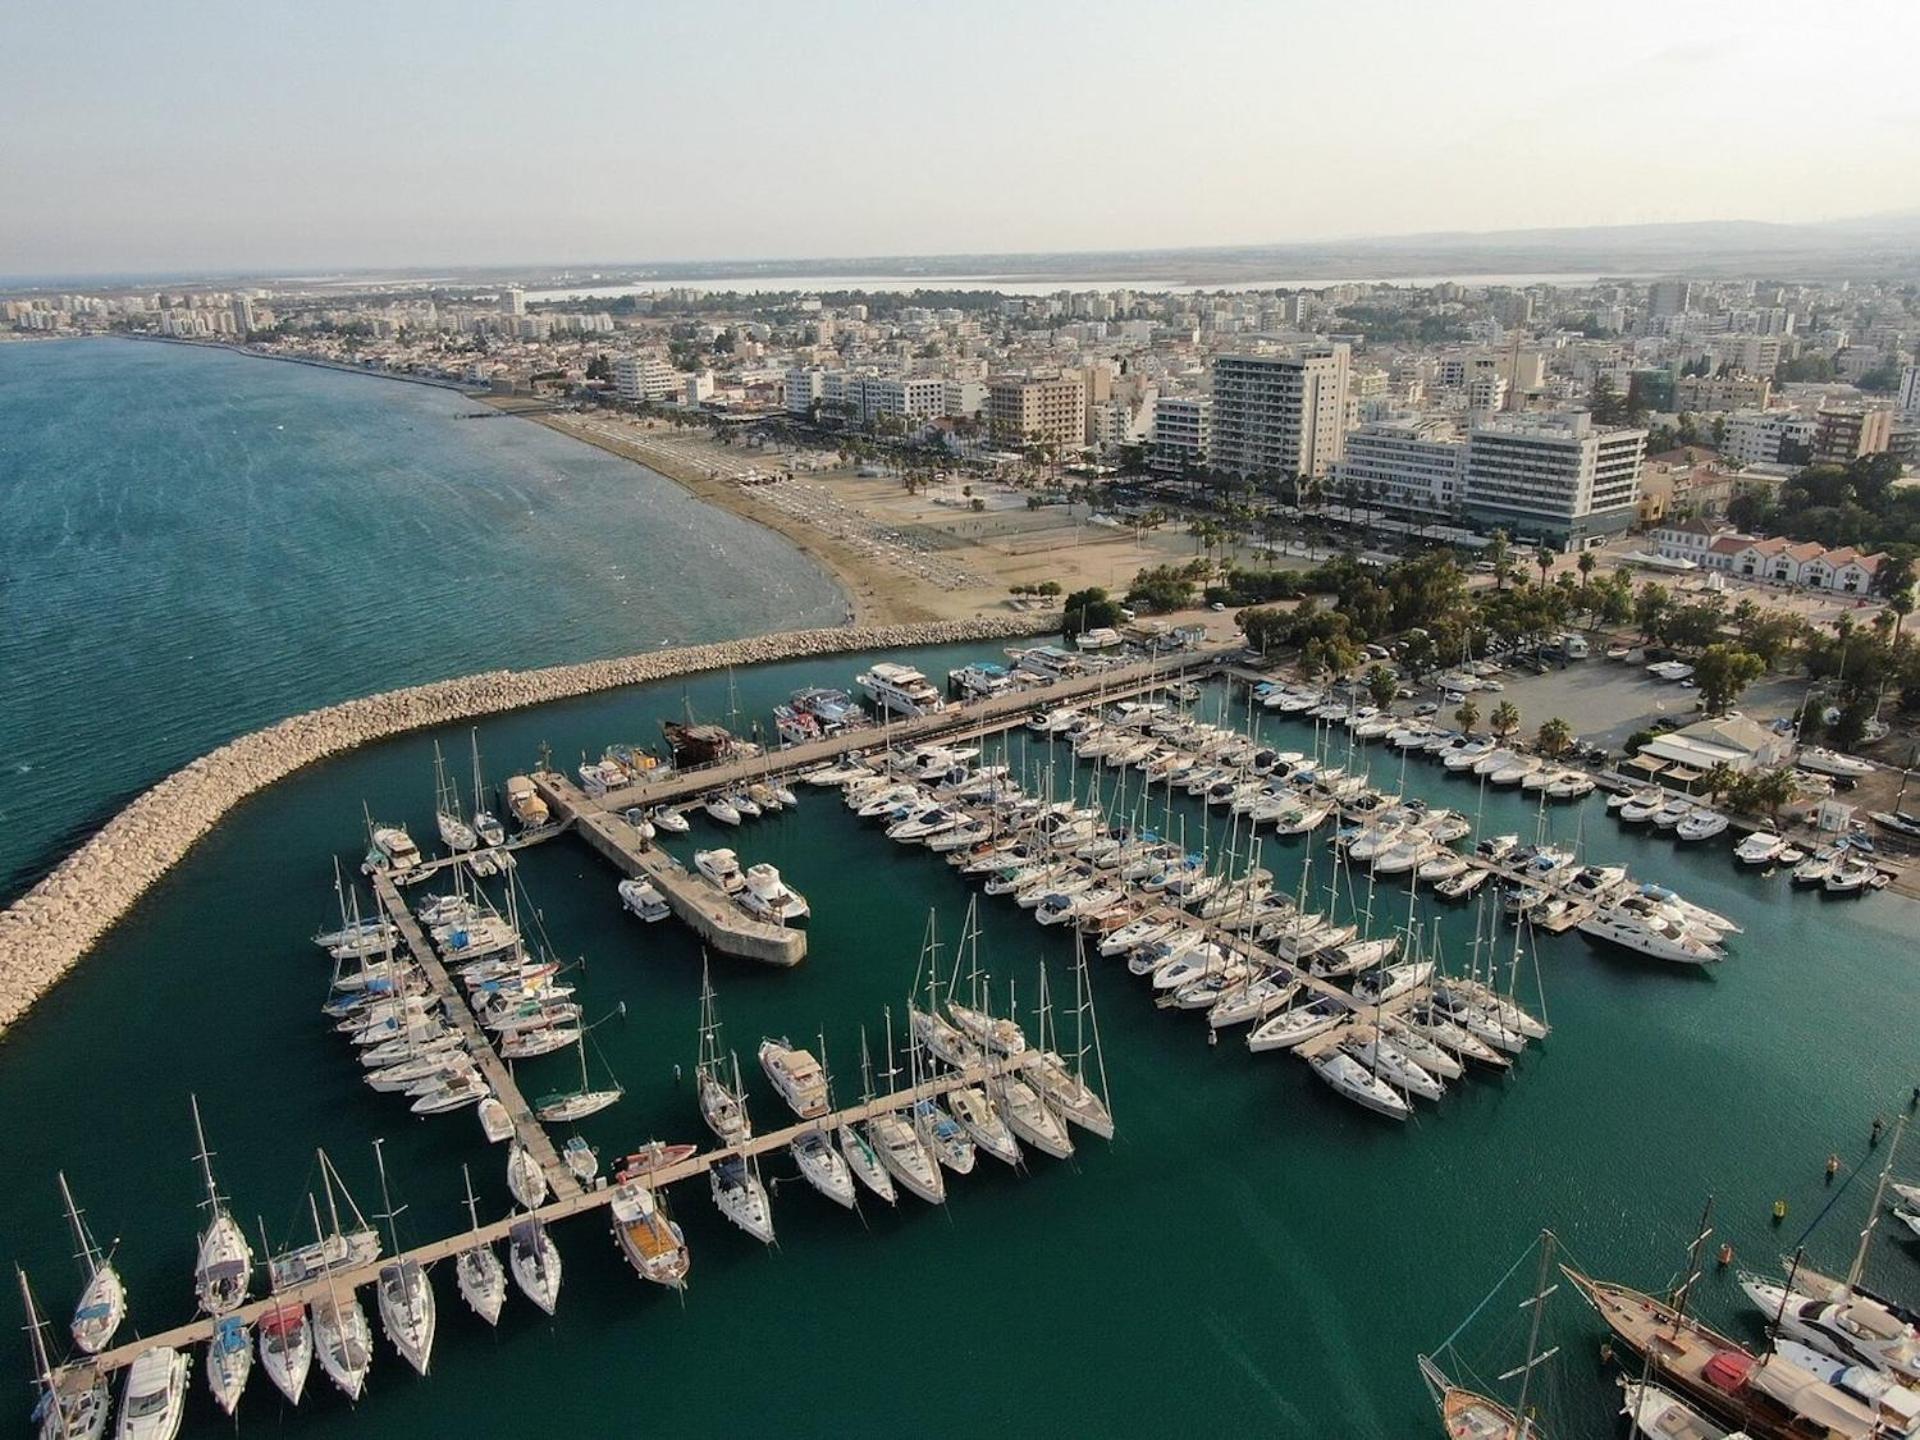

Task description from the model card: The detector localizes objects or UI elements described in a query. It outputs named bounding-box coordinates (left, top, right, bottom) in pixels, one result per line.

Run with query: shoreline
left=0, top=618, right=1058, bottom=1041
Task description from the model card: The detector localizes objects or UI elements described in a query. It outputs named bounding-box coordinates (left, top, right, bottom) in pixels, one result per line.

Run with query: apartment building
left=1149, top=395, right=1211, bottom=475
left=1813, top=404, right=1893, bottom=465
left=1673, top=372, right=1772, bottom=411
left=1723, top=409, right=1816, bottom=467
left=1333, top=416, right=1464, bottom=517
left=613, top=353, right=678, bottom=403
left=1207, top=343, right=1351, bottom=480
left=987, top=372, right=1088, bottom=451
left=1459, top=412, right=1646, bottom=549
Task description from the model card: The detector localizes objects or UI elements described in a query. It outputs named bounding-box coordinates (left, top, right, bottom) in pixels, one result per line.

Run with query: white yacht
left=1352, top=960, right=1435, bottom=1005
left=374, top=1260, right=435, bottom=1376
left=506, top=1141, right=549, bottom=1210
left=1739, top=1274, right=1920, bottom=1386
left=947, top=1086, right=1023, bottom=1167
left=858, top=662, right=945, bottom=717
left=114, top=1348, right=188, bottom=1440
left=311, top=1293, right=372, bottom=1400
left=1249, top=997, right=1348, bottom=1053
left=203, top=1316, right=251, bottom=1419
left=790, top=1131, right=857, bottom=1209
left=255, top=1302, right=311, bottom=1406
left=188, top=1099, right=253, bottom=1318
left=507, top=1219, right=562, bottom=1315
left=838, top=1124, right=897, bottom=1205
left=454, top=1172, right=507, bottom=1324
left=1675, top=810, right=1729, bottom=842
left=867, top=1110, right=946, bottom=1203
left=1796, top=746, right=1874, bottom=778
left=1735, top=830, right=1788, bottom=865
left=694, top=847, right=745, bottom=894
left=991, top=1075, right=1074, bottom=1160
left=703, top=795, right=741, bottom=826
left=757, top=1038, right=830, bottom=1119
left=58, top=1173, right=125, bottom=1356
left=709, top=1155, right=776, bottom=1244
left=740, top=863, right=809, bottom=924
left=1342, top=1033, right=1444, bottom=1102
left=1309, top=1050, right=1411, bottom=1120
left=617, top=878, right=670, bottom=922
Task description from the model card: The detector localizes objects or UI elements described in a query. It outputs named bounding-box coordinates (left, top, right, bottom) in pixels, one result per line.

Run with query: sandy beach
left=492, top=399, right=1239, bottom=636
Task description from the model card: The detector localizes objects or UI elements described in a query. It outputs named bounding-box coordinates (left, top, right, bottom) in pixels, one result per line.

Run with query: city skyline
left=5, top=0, right=1919, bottom=275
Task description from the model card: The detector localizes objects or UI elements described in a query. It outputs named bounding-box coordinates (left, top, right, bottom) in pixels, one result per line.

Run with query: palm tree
left=1487, top=529, right=1511, bottom=591
left=1535, top=546, right=1555, bottom=587
left=1890, top=586, right=1914, bottom=638
left=1455, top=699, right=1481, bottom=735
left=1490, top=700, right=1521, bottom=739
left=1535, top=717, right=1574, bottom=757
left=1699, top=762, right=1737, bottom=804
left=1576, top=550, right=1596, bottom=584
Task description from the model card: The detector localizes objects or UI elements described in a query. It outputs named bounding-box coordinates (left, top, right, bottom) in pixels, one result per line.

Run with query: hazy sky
left=5, top=0, right=1919, bottom=276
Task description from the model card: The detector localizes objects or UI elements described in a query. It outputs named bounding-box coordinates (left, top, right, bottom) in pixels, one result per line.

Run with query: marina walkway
left=369, top=870, right=580, bottom=1202
left=62, top=1054, right=1038, bottom=1381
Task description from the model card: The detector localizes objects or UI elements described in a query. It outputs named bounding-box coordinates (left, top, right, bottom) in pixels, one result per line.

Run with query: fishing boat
left=507, top=1219, right=562, bottom=1314
left=115, top=1348, right=189, bottom=1440
left=695, top=962, right=752, bottom=1144
left=57, top=1173, right=125, bottom=1356
left=311, top=1291, right=372, bottom=1401
left=617, top=877, right=670, bottom=922
left=614, top=1141, right=700, bottom=1180
left=20, top=1270, right=109, bottom=1440
left=188, top=1097, right=253, bottom=1317
left=610, top=1180, right=692, bottom=1286
left=255, top=1301, right=311, bottom=1407
left=709, top=1154, right=775, bottom=1244
left=453, top=1166, right=506, bottom=1326
left=203, top=1314, right=252, bottom=1418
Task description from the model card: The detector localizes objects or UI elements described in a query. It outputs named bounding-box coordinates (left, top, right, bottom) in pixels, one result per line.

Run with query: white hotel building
left=1334, top=416, right=1463, bottom=516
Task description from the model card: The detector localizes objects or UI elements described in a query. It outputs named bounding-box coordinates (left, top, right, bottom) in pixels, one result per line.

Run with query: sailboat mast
left=1847, top=1114, right=1905, bottom=1291
left=190, top=1093, right=223, bottom=1215
left=373, top=1139, right=402, bottom=1258
left=57, top=1172, right=97, bottom=1279
left=1512, top=1229, right=1557, bottom=1432
left=319, top=1149, right=345, bottom=1242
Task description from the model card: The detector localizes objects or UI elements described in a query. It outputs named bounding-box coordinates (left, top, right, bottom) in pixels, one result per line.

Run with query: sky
left=4, top=0, right=1919, bottom=277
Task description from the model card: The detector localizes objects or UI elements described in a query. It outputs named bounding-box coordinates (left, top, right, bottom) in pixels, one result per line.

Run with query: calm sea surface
left=0, top=338, right=844, bottom=898
left=0, top=341, right=1915, bottom=1437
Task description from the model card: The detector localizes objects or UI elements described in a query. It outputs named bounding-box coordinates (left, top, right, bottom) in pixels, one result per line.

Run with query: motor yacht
left=1734, top=830, right=1787, bottom=865
left=758, top=1038, right=830, bottom=1119
left=115, top=1348, right=188, bottom=1440
left=694, top=848, right=745, bottom=894
left=617, top=877, right=670, bottom=922
left=1675, top=810, right=1729, bottom=842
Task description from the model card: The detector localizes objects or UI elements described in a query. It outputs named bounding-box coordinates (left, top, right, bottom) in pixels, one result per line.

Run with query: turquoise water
left=0, top=338, right=843, bottom=898
left=2, top=647, right=1918, bottom=1437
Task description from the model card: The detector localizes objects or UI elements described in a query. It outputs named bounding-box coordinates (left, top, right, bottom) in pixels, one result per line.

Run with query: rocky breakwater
left=0, top=615, right=1056, bottom=1036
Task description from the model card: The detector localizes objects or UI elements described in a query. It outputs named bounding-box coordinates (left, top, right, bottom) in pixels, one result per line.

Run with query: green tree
left=1490, top=700, right=1522, bottom=738
left=1692, top=643, right=1767, bottom=714
left=1487, top=529, right=1512, bottom=591
left=1535, top=716, right=1574, bottom=757
left=1699, top=762, right=1737, bottom=804
left=1535, top=546, right=1555, bottom=587
left=1365, top=665, right=1397, bottom=709
left=1634, top=582, right=1671, bottom=640
left=1455, top=699, right=1480, bottom=735
left=1060, top=586, right=1123, bottom=640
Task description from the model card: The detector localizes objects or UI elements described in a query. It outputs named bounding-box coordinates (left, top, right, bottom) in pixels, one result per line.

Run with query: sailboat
left=866, top=1010, right=946, bottom=1204
left=910, top=906, right=984, bottom=1069
left=267, top=1150, right=382, bottom=1291
left=433, top=740, right=477, bottom=852
left=468, top=728, right=506, bottom=850
left=694, top=958, right=751, bottom=1145
left=611, top=1177, right=692, bottom=1288
left=19, top=1267, right=110, bottom=1440
left=789, top=1033, right=856, bottom=1208
left=204, top=1313, right=252, bottom=1419
left=188, top=1095, right=252, bottom=1317
left=1417, top=1230, right=1560, bottom=1438
left=56, top=1173, right=124, bottom=1356
left=708, top=1150, right=776, bottom=1244
left=256, top=1304, right=311, bottom=1408
left=371, top=1141, right=435, bottom=1376
left=839, top=1028, right=898, bottom=1206
left=507, top=1217, right=562, bottom=1314
left=1022, top=935, right=1114, bottom=1138
left=453, top=1166, right=507, bottom=1325
left=309, top=1223, right=372, bottom=1401
left=535, top=1032, right=623, bottom=1123
left=989, top=983, right=1074, bottom=1160
left=506, top=1141, right=548, bottom=1211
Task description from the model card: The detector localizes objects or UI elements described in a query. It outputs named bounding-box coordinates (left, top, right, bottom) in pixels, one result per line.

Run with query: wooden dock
left=369, top=870, right=580, bottom=1201
left=60, top=1054, right=1041, bottom=1381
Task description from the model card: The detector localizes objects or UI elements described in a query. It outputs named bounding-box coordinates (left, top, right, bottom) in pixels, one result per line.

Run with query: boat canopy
left=1702, top=1349, right=1753, bottom=1392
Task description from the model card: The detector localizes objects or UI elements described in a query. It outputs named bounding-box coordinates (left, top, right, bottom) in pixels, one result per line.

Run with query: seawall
left=0, top=617, right=1055, bottom=1037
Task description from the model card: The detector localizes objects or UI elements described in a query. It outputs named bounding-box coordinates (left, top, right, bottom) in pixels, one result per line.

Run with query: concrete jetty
left=0, top=617, right=1058, bottom=1036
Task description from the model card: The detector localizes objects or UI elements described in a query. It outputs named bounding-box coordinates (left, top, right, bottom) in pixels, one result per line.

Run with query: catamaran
left=454, top=1166, right=507, bottom=1326
left=56, top=1172, right=124, bottom=1356
left=188, top=1096, right=252, bottom=1317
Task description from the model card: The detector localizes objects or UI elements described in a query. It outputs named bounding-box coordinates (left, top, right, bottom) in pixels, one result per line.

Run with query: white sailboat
left=866, top=1011, right=946, bottom=1204
left=453, top=1166, right=507, bottom=1326
left=309, top=1270, right=371, bottom=1401
left=789, top=1033, right=857, bottom=1207
left=56, top=1172, right=124, bottom=1356
left=1023, top=937, right=1115, bottom=1139
left=840, top=1027, right=899, bottom=1206
left=371, top=1141, right=435, bottom=1377
left=255, top=1295, right=311, bottom=1408
left=535, top=1033, right=623, bottom=1123
left=188, top=1096, right=252, bottom=1317
left=468, top=728, right=507, bottom=850
left=433, top=740, right=477, bottom=852
left=708, top=1153, right=776, bottom=1245
left=203, top=1314, right=251, bottom=1419
left=695, top=958, right=751, bottom=1145
left=507, top=1218, right=562, bottom=1315
left=505, top=1141, right=548, bottom=1211
left=19, top=1268, right=110, bottom=1440
left=610, top=1179, right=692, bottom=1288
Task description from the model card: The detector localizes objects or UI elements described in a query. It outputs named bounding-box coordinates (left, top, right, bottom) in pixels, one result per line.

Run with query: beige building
left=1813, top=404, right=1893, bottom=465
left=987, top=373, right=1088, bottom=452
left=1673, top=372, right=1772, bottom=412
left=1208, top=343, right=1352, bottom=480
